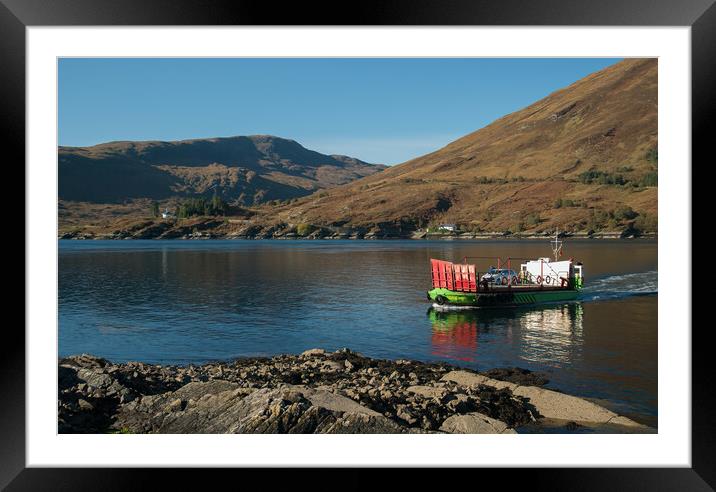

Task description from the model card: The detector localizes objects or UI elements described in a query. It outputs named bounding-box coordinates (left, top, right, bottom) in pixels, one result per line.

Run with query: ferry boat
left=426, top=231, right=583, bottom=308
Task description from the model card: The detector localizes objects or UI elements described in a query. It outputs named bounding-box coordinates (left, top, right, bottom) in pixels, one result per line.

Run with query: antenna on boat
left=551, top=228, right=563, bottom=262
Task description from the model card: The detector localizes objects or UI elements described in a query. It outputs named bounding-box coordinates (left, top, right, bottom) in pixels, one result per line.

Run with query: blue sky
left=59, top=58, right=620, bottom=165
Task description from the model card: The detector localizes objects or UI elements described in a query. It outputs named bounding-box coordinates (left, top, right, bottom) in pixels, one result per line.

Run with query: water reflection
left=429, top=309, right=480, bottom=362
left=518, top=303, right=583, bottom=366
left=428, top=303, right=584, bottom=367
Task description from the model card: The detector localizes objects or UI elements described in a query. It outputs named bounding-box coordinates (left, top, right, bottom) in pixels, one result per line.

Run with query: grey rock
left=512, top=385, right=638, bottom=426
left=321, top=413, right=415, bottom=434
left=77, top=399, right=94, bottom=411
left=300, top=387, right=380, bottom=416
left=440, top=413, right=516, bottom=434
left=76, top=368, right=114, bottom=390
left=319, top=360, right=345, bottom=373
left=407, top=385, right=447, bottom=399
left=441, top=370, right=518, bottom=391
left=300, top=348, right=326, bottom=357
left=396, top=404, right=417, bottom=425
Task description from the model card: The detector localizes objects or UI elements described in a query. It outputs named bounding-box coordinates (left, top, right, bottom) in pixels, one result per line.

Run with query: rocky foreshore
left=58, top=216, right=656, bottom=241
left=59, top=349, right=654, bottom=434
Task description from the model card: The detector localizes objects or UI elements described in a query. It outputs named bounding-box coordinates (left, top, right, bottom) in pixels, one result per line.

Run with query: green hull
left=427, top=286, right=580, bottom=307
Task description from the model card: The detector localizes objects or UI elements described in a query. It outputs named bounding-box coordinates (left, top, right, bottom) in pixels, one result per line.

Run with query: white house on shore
left=438, top=224, right=457, bottom=232
left=161, top=208, right=176, bottom=219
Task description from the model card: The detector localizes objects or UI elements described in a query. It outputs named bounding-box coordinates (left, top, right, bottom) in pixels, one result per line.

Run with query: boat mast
left=551, top=228, right=563, bottom=262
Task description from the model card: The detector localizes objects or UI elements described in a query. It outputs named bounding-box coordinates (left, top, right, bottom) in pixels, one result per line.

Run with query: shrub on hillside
left=640, top=172, right=658, bottom=187
left=525, top=213, right=541, bottom=226
left=633, top=213, right=658, bottom=232
left=177, top=196, right=227, bottom=218
left=296, top=223, right=315, bottom=236
left=613, top=205, right=638, bottom=221
left=578, top=170, right=626, bottom=185
left=554, top=198, right=578, bottom=208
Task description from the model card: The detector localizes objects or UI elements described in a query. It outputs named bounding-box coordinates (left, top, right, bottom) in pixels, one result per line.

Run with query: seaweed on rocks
left=481, top=367, right=549, bottom=387
left=470, top=385, right=535, bottom=428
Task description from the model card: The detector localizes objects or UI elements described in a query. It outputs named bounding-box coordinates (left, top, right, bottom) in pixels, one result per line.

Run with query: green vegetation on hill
left=578, top=170, right=627, bottom=186
left=553, top=198, right=583, bottom=209
left=177, top=196, right=228, bottom=218
left=296, top=223, right=315, bottom=236
left=585, top=206, right=656, bottom=233
left=577, top=169, right=657, bottom=188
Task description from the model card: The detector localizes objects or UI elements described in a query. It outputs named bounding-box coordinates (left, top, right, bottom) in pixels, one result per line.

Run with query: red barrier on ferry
left=468, top=264, right=477, bottom=292
left=430, top=259, right=478, bottom=292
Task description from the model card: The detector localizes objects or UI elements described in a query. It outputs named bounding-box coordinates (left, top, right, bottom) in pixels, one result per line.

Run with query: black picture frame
left=6, top=0, right=714, bottom=489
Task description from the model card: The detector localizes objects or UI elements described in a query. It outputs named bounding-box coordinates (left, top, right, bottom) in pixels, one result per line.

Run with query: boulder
left=60, top=354, right=110, bottom=369
left=77, top=399, right=94, bottom=411
left=440, top=370, right=518, bottom=391
left=76, top=368, right=115, bottom=390
left=606, top=415, right=647, bottom=428
left=407, top=385, right=447, bottom=399
left=439, top=412, right=516, bottom=434
left=299, top=387, right=381, bottom=416
left=322, top=413, right=412, bottom=434
left=300, top=348, right=326, bottom=357
left=318, top=360, right=345, bottom=373
left=513, top=386, right=623, bottom=425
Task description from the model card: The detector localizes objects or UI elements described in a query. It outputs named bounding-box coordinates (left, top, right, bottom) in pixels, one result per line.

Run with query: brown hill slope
left=264, top=58, right=658, bottom=235
left=59, top=135, right=386, bottom=205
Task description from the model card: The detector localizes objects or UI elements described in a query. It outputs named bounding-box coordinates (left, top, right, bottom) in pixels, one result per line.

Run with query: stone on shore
left=439, top=413, right=517, bottom=434
left=300, top=348, right=326, bottom=357
left=407, top=385, right=448, bottom=399
left=512, top=386, right=616, bottom=425
left=300, top=387, right=381, bottom=416
left=441, top=370, right=518, bottom=391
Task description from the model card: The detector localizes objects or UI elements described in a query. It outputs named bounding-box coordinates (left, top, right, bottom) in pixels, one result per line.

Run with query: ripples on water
left=580, top=270, right=658, bottom=300
left=59, top=239, right=657, bottom=425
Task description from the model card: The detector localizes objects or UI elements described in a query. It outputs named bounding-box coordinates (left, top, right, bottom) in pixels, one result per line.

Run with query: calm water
left=58, top=239, right=658, bottom=426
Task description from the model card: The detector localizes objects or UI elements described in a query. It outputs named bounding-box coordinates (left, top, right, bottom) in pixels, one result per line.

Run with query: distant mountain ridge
left=59, top=135, right=386, bottom=204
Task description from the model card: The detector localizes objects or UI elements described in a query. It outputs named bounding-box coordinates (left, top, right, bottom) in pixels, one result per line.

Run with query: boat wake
left=579, top=270, right=658, bottom=302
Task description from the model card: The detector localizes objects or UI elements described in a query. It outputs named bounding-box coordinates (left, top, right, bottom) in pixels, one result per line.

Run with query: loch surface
left=58, top=239, right=658, bottom=426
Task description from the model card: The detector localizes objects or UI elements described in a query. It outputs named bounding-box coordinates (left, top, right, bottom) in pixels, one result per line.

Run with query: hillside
left=58, top=135, right=386, bottom=205
left=59, top=59, right=658, bottom=240
left=256, top=58, right=658, bottom=237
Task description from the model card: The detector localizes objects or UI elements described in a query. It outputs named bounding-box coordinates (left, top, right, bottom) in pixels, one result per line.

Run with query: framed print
left=7, top=0, right=715, bottom=488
